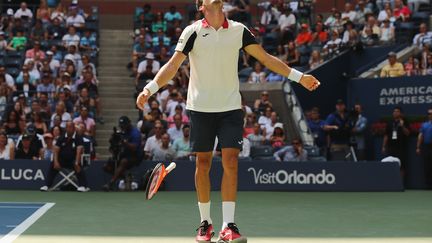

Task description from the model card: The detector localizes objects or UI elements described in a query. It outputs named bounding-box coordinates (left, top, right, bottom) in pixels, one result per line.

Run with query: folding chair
left=50, top=154, right=91, bottom=191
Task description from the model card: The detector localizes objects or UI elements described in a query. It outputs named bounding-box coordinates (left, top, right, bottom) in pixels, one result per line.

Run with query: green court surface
left=1, top=190, right=432, bottom=243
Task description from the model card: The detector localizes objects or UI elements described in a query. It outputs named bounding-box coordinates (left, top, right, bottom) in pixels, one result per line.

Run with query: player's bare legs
left=195, top=151, right=214, bottom=242
left=195, top=152, right=213, bottom=202
left=221, top=148, right=240, bottom=201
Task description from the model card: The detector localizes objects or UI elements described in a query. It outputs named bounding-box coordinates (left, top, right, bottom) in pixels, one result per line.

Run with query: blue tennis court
left=0, top=202, right=54, bottom=243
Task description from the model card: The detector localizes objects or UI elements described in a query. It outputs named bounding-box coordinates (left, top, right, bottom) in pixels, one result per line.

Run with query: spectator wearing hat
left=73, top=106, right=95, bottom=137
left=341, top=21, right=358, bottom=47
left=62, top=26, right=80, bottom=48
left=103, top=116, right=142, bottom=191
left=296, top=24, right=313, bottom=47
left=270, top=122, right=285, bottom=150
left=15, top=133, right=42, bottom=160
left=137, top=52, right=160, bottom=75
left=66, top=6, right=85, bottom=28
left=40, top=121, right=89, bottom=192
left=324, top=99, right=351, bottom=160
left=380, top=52, right=405, bottom=77
left=47, top=51, right=61, bottom=76
left=16, top=124, right=45, bottom=152
left=0, top=132, right=15, bottom=160
left=135, top=52, right=160, bottom=84
left=26, top=41, right=45, bottom=59
left=14, top=2, right=34, bottom=21
left=274, top=138, right=308, bottom=162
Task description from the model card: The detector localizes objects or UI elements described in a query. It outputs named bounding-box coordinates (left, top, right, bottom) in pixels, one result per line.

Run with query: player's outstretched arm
left=244, top=44, right=320, bottom=91
left=136, top=51, right=187, bottom=110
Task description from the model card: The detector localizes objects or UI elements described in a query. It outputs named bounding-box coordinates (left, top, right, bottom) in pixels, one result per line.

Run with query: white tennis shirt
left=175, top=18, right=257, bottom=112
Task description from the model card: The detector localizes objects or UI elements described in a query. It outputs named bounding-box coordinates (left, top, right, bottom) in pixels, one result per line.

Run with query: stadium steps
left=96, top=29, right=137, bottom=160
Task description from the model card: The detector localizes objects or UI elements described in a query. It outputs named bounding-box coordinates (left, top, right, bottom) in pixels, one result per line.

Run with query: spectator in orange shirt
left=296, top=23, right=312, bottom=47
left=311, top=22, right=328, bottom=47
left=393, top=0, right=411, bottom=22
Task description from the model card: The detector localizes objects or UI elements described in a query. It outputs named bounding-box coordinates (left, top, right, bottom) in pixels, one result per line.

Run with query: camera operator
left=348, top=104, right=368, bottom=160
left=103, top=116, right=142, bottom=191
left=324, top=99, right=351, bottom=160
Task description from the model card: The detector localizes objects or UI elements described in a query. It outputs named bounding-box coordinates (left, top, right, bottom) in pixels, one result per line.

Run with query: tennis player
left=136, top=0, right=320, bottom=242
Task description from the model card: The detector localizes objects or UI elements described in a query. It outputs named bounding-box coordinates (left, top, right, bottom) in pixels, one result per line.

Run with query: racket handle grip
left=166, top=162, right=176, bottom=173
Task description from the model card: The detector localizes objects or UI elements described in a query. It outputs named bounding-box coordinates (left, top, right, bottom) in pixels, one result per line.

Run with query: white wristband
left=288, top=68, right=303, bottom=83
left=144, top=80, right=159, bottom=96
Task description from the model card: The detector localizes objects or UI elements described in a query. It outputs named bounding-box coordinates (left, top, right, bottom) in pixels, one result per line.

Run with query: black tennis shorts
left=187, top=109, right=244, bottom=152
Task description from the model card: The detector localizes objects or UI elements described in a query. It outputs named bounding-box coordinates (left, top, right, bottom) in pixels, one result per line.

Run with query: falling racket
left=145, top=162, right=176, bottom=200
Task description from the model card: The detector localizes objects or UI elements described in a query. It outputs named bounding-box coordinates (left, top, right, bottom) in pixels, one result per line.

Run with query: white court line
left=0, top=203, right=55, bottom=243
left=0, top=206, right=42, bottom=209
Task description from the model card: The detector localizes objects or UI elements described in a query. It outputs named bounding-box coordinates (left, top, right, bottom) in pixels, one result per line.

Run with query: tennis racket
left=145, top=162, right=176, bottom=200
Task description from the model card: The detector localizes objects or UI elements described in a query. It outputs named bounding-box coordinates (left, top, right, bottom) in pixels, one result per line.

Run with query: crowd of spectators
left=128, top=1, right=430, bottom=163
left=0, top=0, right=100, bottom=161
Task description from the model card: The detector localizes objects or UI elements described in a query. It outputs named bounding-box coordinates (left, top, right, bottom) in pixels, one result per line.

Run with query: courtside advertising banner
left=348, top=75, right=432, bottom=121
left=1, top=160, right=403, bottom=191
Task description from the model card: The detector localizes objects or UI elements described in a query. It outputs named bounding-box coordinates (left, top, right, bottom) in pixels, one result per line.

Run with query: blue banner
left=348, top=75, right=432, bottom=121
left=0, top=159, right=403, bottom=191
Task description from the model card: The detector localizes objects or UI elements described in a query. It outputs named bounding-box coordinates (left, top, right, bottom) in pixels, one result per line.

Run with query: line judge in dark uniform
left=40, top=121, right=89, bottom=192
